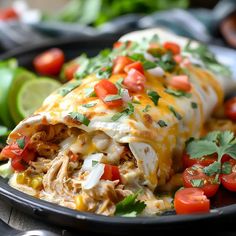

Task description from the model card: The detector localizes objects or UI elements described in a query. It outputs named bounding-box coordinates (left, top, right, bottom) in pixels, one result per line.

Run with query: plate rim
left=1, top=36, right=236, bottom=232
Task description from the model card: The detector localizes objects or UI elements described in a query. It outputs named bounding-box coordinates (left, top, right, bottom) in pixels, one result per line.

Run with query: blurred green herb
left=44, top=0, right=189, bottom=26
left=184, top=40, right=231, bottom=77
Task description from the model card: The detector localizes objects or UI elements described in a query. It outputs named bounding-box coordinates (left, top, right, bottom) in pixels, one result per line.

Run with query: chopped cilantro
left=191, top=102, right=198, bottom=109
left=147, top=90, right=160, bottom=106
left=16, top=137, right=25, bottom=149
left=68, top=112, right=90, bottom=126
left=85, top=88, right=96, bottom=97
left=111, top=103, right=134, bottom=121
left=142, top=61, right=157, bottom=70
left=203, top=161, right=221, bottom=176
left=82, top=102, right=97, bottom=108
left=129, top=53, right=157, bottom=70
left=104, top=94, right=122, bottom=102
left=221, top=162, right=232, bottom=175
left=96, top=66, right=112, bottom=79
left=58, top=80, right=82, bottom=96
left=142, top=105, right=151, bottom=113
left=157, top=52, right=176, bottom=72
left=190, top=179, right=204, bottom=187
left=115, top=190, right=146, bottom=217
left=168, top=106, right=182, bottom=120
left=157, top=120, right=168, bottom=127
left=92, top=160, right=99, bottom=167
left=165, top=88, right=191, bottom=98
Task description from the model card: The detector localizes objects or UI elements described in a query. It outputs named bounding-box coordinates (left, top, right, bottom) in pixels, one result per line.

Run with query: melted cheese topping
left=10, top=63, right=224, bottom=190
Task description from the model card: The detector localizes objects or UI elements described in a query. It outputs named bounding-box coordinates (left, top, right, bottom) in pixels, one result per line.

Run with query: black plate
left=1, top=36, right=236, bottom=234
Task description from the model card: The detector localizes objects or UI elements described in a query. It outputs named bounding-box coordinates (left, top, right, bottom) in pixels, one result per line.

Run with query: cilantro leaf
left=204, top=131, right=220, bottom=142
left=224, top=143, right=236, bottom=159
left=16, top=137, right=25, bottom=149
left=58, top=80, right=82, bottom=96
left=104, top=94, right=122, bottom=102
left=157, top=52, right=176, bottom=72
left=82, top=102, right=97, bottom=108
left=221, top=162, right=232, bottom=175
left=157, top=120, right=168, bottom=127
left=92, top=160, right=99, bottom=167
left=115, top=191, right=146, bottom=216
left=68, top=112, right=90, bottom=126
left=96, top=66, right=112, bottom=79
left=115, top=78, right=124, bottom=91
left=219, top=131, right=235, bottom=146
left=111, top=103, right=134, bottom=121
left=168, top=106, right=182, bottom=120
left=129, top=53, right=156, bottom=70
left=186, top=140, right=218, bottom=158
left=190, top=179, right=204, bottom=187
left=191, top=102, right=198, bottom=109
left=165, top=88, right=191, bottom=98
left=147, top=90, right=160, bottom=106
left=143, top=61, right=157, bottom=70
left=142, top=105, right=151, bottom=113
left=84, top=88, right=96, bottom=97
left=203, top=161, right=221, bottom=176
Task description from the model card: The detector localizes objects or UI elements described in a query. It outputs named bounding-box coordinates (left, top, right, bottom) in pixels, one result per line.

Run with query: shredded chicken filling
left=11, top=124, right=172, bottom=216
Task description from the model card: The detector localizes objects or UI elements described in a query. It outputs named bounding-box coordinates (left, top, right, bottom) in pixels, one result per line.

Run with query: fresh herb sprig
left=115, top=190, right=146, bottom=217
left=186, top=131, right=236, bottom=180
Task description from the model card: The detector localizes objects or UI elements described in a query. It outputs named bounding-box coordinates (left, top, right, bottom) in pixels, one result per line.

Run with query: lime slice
left=17, top=78, right=61, bottom=118
left=8, top=68, right=36, bottom=124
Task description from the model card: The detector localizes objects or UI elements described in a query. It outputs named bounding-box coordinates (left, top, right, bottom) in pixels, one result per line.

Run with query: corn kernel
left=30, top=176, right=43, bottom=190
left=16, top=173, right=25, bottom=185
left=75, top=195, right=86, bottom=211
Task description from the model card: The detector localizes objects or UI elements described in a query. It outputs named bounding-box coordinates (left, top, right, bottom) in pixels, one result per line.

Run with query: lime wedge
left=0, top=68, right=16, bottom=128
left=17, top=78, right=61, bottom=118
left=8, top=68, right=36, bottom=124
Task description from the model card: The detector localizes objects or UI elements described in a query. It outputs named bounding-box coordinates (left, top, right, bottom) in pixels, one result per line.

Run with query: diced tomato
left=11, top=158, right=26, bottom=172
left=183, top=152, right=216, bottom=168
left=183, top=164, right=219, bottom=197
left=168, top=75, right=191, bottom=92
left=64, top=63, right=80, bottom=81
left=123, top=68, right=146, bottom=93
left=33, top=48, right=65, bottom=76
left=112, top=56, right=133, bottom=74
left=101, top=164, right=121, bottom=182
left=22, top=149, right=36, bottom=163
left=1, top=143, right=22, bottom=159
left=124, top=61, right=144, bottom=75
left=0, top=136, right=36, bottom=171
left=174, top=188, right=210, bottom=214
left=224, top=97, right=236, bottom=121
left=0, top=8, right=19, bottom=21
left=94, top=79, right=123, bottom=108
left=163, top=42, right=181, bottom=55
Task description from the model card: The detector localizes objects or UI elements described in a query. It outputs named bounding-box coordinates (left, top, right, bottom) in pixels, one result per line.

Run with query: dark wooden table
left=0, top=200, right=62, bottom=234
